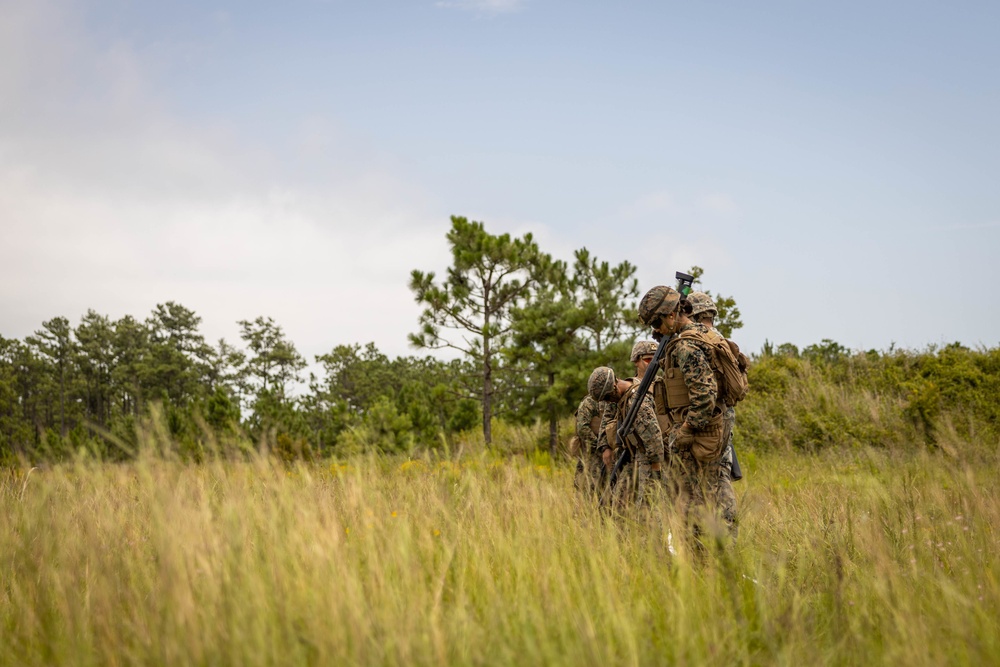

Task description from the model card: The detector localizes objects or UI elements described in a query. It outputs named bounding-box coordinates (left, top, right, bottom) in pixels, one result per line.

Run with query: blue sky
left=2, top=0, right=998, bottom=363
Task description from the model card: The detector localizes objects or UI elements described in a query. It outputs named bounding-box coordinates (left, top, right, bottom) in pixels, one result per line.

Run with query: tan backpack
left=671, top=328, right=750, bottom=406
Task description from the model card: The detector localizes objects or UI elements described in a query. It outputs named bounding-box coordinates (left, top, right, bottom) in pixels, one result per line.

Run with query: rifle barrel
left=608, top=332, right=673, bottom=491
left=615, top=332, right=671, bottom=447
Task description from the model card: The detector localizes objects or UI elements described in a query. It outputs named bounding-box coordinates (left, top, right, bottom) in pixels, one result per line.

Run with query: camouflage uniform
left=573, top=394, right=606, bottom=495
left=660, top=321, right=736, bottom=538
left=630, top=340, right=658, bottom=363
left=593, top=377, right=664, bottom=510
left=701, top=326, right=738, bottom=534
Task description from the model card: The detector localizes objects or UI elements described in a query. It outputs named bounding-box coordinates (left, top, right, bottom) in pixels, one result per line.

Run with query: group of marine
left=572, top=283, right=750, bottom=544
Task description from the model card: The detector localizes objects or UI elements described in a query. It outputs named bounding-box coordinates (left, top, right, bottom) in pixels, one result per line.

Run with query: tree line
left=0, top=217, right=742, bottom=462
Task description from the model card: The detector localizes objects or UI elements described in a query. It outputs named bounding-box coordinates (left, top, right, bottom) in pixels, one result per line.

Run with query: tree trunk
left=482, top=296, right=493, bottom=447
left=59, top=361, right=66, bottom=438
left=482, top=340, right=493, bottom=446
left=548, top=371, right=557, bottom=458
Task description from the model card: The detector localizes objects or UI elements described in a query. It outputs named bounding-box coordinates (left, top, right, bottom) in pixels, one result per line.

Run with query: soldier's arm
left=633, top=396, right=664, bottom=465
left=575, top=401, right=599, bottom=451
left=595, top=404, right=612, bottom=454
left=676, top=342, right=718, bottom=430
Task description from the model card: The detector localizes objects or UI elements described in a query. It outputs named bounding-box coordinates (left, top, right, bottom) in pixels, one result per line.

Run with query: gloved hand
left=673, top=423, right=695, bottom=449
left=601, top=448, right=614, bottom=468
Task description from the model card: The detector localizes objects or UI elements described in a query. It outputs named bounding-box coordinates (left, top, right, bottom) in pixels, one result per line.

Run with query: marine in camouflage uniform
left=631, top=340, right=658, bottom=375
left=573, top=394, right=607, bottom=496
left=638, top=286, right=735, bottom=540
left=588, top=366, right=664, bottom=510
left=687, top=292, right=738, bottom=534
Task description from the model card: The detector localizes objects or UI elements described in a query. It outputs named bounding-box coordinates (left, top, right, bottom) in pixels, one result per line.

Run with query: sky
left=2, top=0, right=999, bottom=366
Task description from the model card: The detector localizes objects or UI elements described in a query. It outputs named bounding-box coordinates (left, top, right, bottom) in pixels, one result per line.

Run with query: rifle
left=606, top=331, right=671, bottom=491
left=606, top=272, right=695, bottom=493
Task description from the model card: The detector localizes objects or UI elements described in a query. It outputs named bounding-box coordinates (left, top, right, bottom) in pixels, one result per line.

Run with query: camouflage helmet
left=630, top=340, right=658, bottom=362
left=587, top=366, right=618, bottom=402
left=687, top=291, right=717, bottom=318
left=637, top=286, right=681, bottom=326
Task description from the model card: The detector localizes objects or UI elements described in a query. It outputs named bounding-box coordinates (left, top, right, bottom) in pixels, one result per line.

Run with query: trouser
left=574, top=452, right=606, bottom=497
left=668, top=442, right=738, bottom=541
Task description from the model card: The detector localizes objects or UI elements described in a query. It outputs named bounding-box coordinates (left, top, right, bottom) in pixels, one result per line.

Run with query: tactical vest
left=661, top=327, right=750, bottom=409
left=651, top=374, right=681, bottom=434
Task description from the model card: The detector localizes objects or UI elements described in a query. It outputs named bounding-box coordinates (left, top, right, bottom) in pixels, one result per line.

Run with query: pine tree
left=688, top=266, right=744, bottom=338
left=26, top=317, right=76, bottom=437
left=574, top=249, right=642, bottom=354
left=410, top=216, right=542, bottom=446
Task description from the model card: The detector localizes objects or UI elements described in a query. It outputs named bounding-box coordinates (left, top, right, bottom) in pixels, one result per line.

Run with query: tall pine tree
left=410, top=216, right=542, bottom=446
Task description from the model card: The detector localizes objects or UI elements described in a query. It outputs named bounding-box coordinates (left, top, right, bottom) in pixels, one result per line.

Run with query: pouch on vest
left=664, top=366, right=691, bottom=408
left=651, top=377, right=673, bottom=436
left=568, top=436, right=581, bottom=457
left=690, top=411, right=726, bottom=463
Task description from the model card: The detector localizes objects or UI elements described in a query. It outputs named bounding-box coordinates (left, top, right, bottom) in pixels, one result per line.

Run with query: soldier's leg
left=574, top=457, right=587, bottom=493
left=670, top=448, right=702, bottom=534
left=613, top=459, right=642, bottom=512
left=633, top=459, right=654, bottom=507
left=588, top=455, right=605, bottom=498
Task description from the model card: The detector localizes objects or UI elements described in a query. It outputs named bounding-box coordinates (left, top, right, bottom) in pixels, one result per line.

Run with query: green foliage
left=238, top=316, right=305, bottom=402
left=802, top=338, right=849, bottom=364
left=688, top=265, right=743, bottom=338
left=409, top=216, right=543, bottom=445
left=203, top=386, right=241, bottom=434
left=336, top=397, right=415, bottom=454
left=505, top=247, right=641, bottom=454
left=574, top=248, right=642, bottom=352
left=310, top=342, right=480, bottom=452
left=2, top=219, right=995, bottom=465
left=745, top=340, right=1000, bottom=452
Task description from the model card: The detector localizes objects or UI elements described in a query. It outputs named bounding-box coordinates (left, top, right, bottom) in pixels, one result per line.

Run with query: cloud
left=434, top=0, right=526, bottom=15
left=619, top=191, right=679, bottom=219
left=0, top=0, right=450, bottom=360
left=631, top=233, right=734, bottom=288
left=698, top=193, right=739, bottom=216
left=618, top=190, right=740, bottom=222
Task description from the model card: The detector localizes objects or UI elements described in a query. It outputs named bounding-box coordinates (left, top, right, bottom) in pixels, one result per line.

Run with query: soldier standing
left=630, top=340, right=657, bottom=377
left=588, top=366, right=664, bottom=509
left=573, top=394, right=606, bottom=495
left=686, top=292, right=739, bottom=534
left=638, top=286, right=735, bottom=540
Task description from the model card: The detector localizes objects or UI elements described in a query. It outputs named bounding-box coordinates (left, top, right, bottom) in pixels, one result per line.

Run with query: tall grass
left=2, top=442, right=999, bottom=666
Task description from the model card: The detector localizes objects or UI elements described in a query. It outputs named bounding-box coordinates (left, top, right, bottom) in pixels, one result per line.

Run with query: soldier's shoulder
left=673, top=328, right=712, bottom=359
left=703, top=326, right=725, bottom=343
left=626, top=387, right=655, bottom=409
left=683, top=322, right=711, bottom=336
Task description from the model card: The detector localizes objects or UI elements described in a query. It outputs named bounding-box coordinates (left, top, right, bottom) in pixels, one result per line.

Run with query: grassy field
left=2, top=440, right=999, bottom=666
